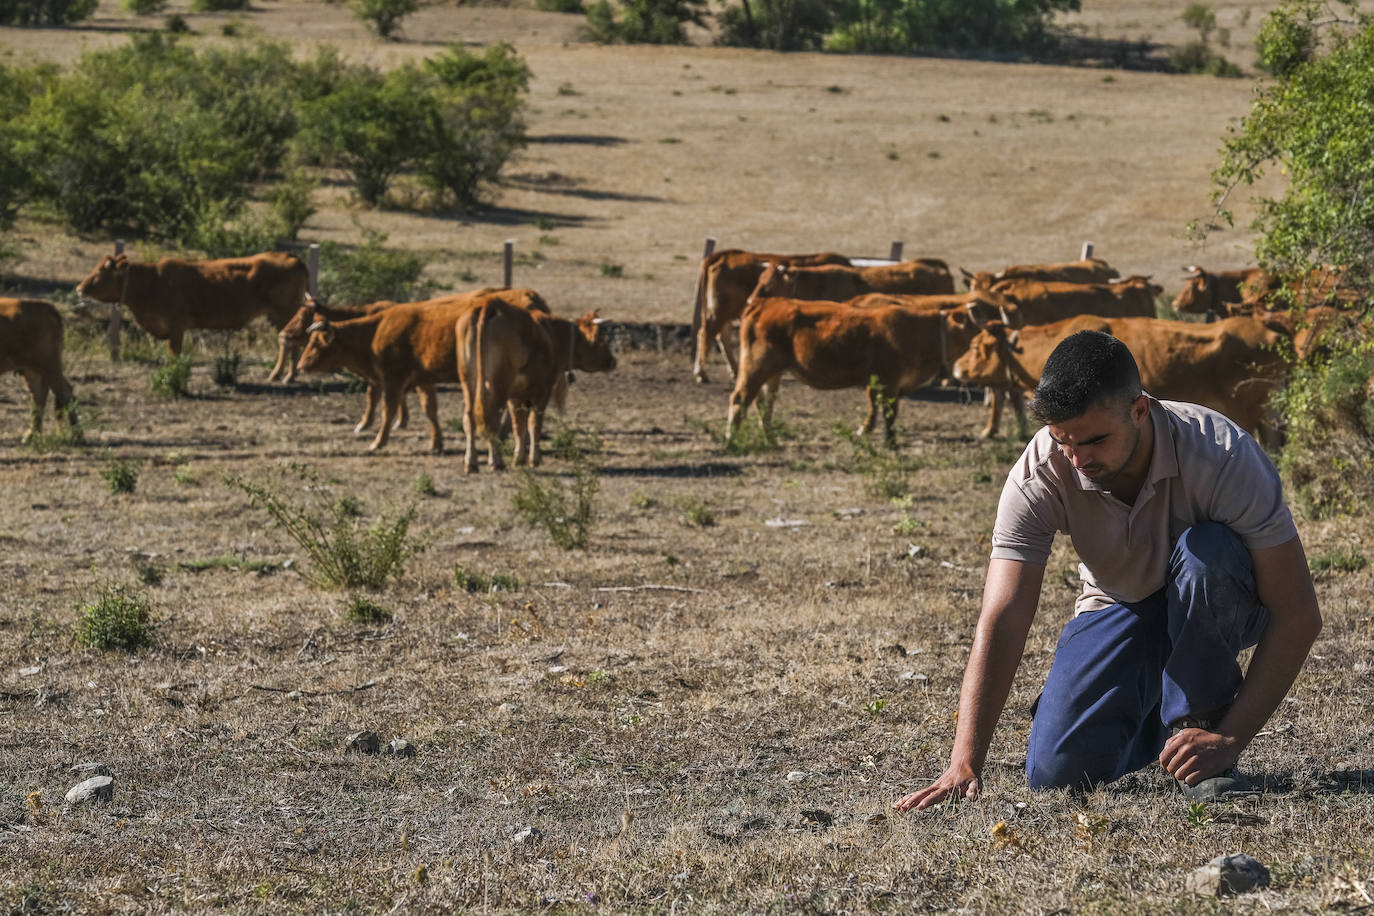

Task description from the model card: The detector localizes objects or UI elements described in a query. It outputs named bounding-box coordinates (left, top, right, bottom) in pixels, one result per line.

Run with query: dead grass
left=3, top=2, right=1373, bottom=912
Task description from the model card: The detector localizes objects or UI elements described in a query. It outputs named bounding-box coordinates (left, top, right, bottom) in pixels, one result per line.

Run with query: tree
left=716, top=0, right=833, bottom=50
left=827, top=0, right=1079, bottom=55
left=350, top=0, right=420, bottom=40
left=581, top=0, right=708, bottom=44
left=1209, top=0, right=1374, bottom=515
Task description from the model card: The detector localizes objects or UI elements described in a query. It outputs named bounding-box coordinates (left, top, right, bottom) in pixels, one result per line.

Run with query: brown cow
left=691, top=249, right=849, bottom=383
left=748, top=258, right=955, bottom=303
left=961, top=257, right=1118, bottom=293
left=279, top=289, right=509, bottom=435
left=1172, top=266, right=1277, bottom=315
left=295, top=289, right=551, bottom=453
left=953, top=315, right=1288, bottom=442
left=457, top=303, right=616, bottom=472
left=727, top=298, right=980, bottom=445
left=0, top=298, right=78, bottom=443
left=76, top=252, right=309, bottom=382
left=987, top=275, right=1161, bottom=326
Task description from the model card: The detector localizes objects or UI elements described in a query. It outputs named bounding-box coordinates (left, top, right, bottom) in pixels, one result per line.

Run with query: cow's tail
left=470, top=301, right=496, bottom=436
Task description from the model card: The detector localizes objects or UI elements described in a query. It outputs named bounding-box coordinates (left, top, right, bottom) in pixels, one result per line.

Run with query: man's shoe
left=1179, top=765, right=1255, bottom=802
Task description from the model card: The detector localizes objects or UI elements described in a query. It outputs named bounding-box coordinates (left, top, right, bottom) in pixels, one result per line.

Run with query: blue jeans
left=1025, top=523, right=1271, bottom=791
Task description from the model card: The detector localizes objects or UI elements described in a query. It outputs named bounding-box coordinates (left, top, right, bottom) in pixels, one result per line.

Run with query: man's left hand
left=1159, top=727, right=1242, bottom=785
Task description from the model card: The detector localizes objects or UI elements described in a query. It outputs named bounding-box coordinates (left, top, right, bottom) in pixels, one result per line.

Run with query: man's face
left=1046, top=395, right=1150, bottom=488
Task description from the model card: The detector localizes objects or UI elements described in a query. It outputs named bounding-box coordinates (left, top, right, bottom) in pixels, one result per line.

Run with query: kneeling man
left=895, top=330, right=1321, bottom=808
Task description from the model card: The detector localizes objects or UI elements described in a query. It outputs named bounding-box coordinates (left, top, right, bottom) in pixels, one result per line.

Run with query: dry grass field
left=3, top=1, right=1374, bottom=913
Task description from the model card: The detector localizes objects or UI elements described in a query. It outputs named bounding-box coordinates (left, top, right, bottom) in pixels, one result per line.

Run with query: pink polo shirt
left=991, top=398, right=1298, bottom=617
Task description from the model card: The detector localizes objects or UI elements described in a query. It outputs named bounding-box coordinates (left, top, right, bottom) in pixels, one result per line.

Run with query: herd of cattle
left=694, top=249, right=1360, bottom=445
left=0, top=247, right=1361, bottom=464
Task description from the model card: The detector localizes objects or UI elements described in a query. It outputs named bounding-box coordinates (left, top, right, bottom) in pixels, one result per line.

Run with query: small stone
left=1187, top=853, right=1271, bottom=896
left=785, top=771, right=809, bottom=783
left=345, top=731, right=381, bottom=754
left=511, top=826, right=543, bottom=846
left=69, top=762, right=112, bottom=778
left=65, top=775, right=114, bottom=806
left=385, top=738, right=416, bottom=758
left=18, top=666, right=41, bottom=677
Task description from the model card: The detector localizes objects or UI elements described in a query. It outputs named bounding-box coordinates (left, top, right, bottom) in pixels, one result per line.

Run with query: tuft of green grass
left=102, top=458, right=139, bottom=495
left=226, top=466, right=420, bottom=590
left=454, top=565, right=524, bottom=594
left=1310, top=549, right=1367, bottom=575
left=512, top=428, right=601, bottom=550
left=679, top=496, right=716, bottom=528
left=150, top=354, right=193, bottom=398
left=75, top=584, right=157, bottom=651
left=131, top=555, right=164, bottom=586
left=345, top=594, right=392, bottom=624
left=176, top=555, right=280, bottom=574
left=600, top=263, right=624, bottom=279
left=413, top=472, right=438, bottom=497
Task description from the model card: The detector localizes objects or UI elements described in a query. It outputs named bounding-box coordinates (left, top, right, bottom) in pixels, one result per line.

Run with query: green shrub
left=1309, top=548, right=1368, bottom=575
left=227, top=466, right=421, bottom=589
left=512, top=429, right=600, bottom=550
left=350, top=0, right=419, bottom=38
left=121, top=0, right=168, bottom=14
left=827, top=0, right=1074, bottom=54
left=413, top=472, right=437, bottom=497
left=269, top=169, right=318, bottom=241
left=582, top=0, right=707, bottom=43
left=75, top=585, right=157, bottom=651
left=415, top=43, right=530, bottom=208
left=150, top=353, right=194, bottom=397
left=296, top=64, right=429, bottom=206
left=164, top=13, right=190, bottom=31
left=1169, top=41, right=1243, bottom=76
left=0, top=0, right=98, bottom=25
left=102, top=458, right=140, bottom=495
left=189, top=0, right=250, bottom=10
left=1181, top=2, right=1216, bottom=40
left=537, top=0, right=584, bottom=11
left=317, top=232, right=431, bottom=305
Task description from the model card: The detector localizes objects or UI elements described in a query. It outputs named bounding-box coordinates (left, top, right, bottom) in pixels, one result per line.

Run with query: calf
left=76, top=252, right=308, bottom=381
left=987, top=275, right=1160, bottom=326
left=961, top=257, right=1118, bottom=293
left=0, top=298, right=78, bottom=443
left=1172, top=265, right=1276, bottom=315
left=295, top=290, right=551, bottom=453
left=457, top=305, right=616, bottom=472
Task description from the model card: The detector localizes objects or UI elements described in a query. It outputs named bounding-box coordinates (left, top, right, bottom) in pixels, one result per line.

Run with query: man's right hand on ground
left=892, top=763, right=982, bottom=812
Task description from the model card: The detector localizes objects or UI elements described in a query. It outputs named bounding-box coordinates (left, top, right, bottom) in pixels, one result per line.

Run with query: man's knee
left=1173, top=522, right=1250, bottom=575
left=1026, top=754, right=1117, bottom=792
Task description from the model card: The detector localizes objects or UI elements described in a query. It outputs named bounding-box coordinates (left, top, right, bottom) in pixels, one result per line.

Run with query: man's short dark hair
left=1029, top=330, right=1143, bottom=425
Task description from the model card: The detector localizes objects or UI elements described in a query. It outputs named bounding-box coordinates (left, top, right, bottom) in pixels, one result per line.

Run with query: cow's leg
left=19, top=370, right=47, bottom=444
left=395, top=390, right=410, bottom=430
left=461, top=392, right=479, bottom=474
left=166, top=330, right=185, bottom=359
left=1008, top=389, right=1028, bottom=438
left=528, top=406, right=545, bottom=467
left=694, top=315, right=717, bottom=384
left=355, top=385, right=380, bottom=435
left=370, top=383, right=402, bottom=451
left=757, top=375, right=780, bottom=429
left=49, top=371, right=76, bottom=432
left=718, top=323, right=741, bottom=379
left=418, top=384, right=442, bottom=454
left=727, top=371, right=769, bottom=441
left=511, top=405, right=531, bottom=466
left=267, top=332, right=294, bottom=383
left=981, top=388, right=1004, bottom=439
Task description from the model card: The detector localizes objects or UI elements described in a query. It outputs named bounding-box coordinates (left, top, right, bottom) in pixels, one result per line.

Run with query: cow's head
left=951, top=321, right=1021, bottom=387
left=748, top=262, right=792, bottom=302
left=279, top=303, right=318, bottom=348
left=295, top=317, right=338, bottom=374
left=76, top=253, right=130, bottom=303
left=572, top=311, right=617, bottom=373
left=1172, top=266, right=1213, bottom=314
left=961, top=269, right=998, bottom=294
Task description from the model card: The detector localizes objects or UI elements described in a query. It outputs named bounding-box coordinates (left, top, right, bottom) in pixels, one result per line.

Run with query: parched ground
left=3, top=2, right=1374, bottom=913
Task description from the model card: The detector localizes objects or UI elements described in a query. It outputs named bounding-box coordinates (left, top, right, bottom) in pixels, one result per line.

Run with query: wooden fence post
left=1081, top=241, right=1095, bottom=260
left=702, top=237, right=716, bottom=260
left=889, top=241, right=904, bottom=261
left=106, top=239, right=124, bottom=361
left=307, top=243, right=320, bottom=299
left=503, top=239, right=515, bottom=289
